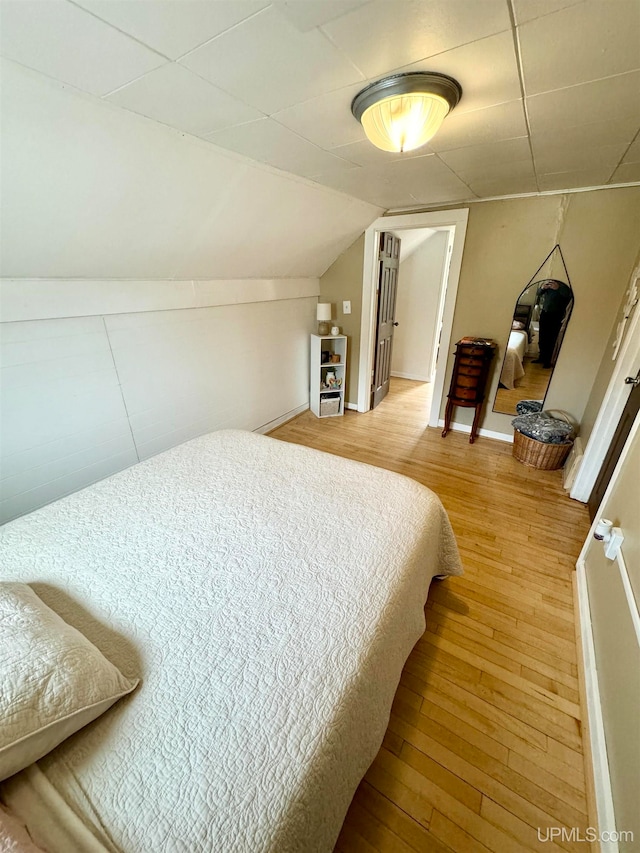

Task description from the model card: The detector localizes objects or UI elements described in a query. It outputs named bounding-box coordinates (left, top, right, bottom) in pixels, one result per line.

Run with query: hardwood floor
left=495, top=359, right=555, bottom=416
left=270, top=378, right=593, bottom=853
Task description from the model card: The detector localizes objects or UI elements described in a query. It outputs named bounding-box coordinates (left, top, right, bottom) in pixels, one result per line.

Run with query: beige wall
left=323, top=187, right=640, bottom=435
left=583, top=424, right=639, bottom=850
left=444, top=187, right=640, bottom=436
left=319, top=234, right=365, bottom=406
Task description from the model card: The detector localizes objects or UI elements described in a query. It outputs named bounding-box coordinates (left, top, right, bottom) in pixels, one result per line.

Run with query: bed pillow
left=0, top=583, right=138, bottom=781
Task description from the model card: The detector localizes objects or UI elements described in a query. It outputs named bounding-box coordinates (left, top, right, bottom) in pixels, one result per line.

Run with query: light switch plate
left=343, top=300, right=351, bottom=314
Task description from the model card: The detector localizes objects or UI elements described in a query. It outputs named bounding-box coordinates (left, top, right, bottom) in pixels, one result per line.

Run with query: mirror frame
left=493, top=245, right=574, bottom=415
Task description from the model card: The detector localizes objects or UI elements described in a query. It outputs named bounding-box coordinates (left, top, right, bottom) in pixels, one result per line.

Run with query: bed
left=0, top=429, right=462, bottom=853
left=499, top=328, right=528, bottom=390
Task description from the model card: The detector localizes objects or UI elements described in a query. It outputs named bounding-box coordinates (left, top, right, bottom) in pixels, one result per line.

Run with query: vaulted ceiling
left=1, top=0, right=639, bottom=212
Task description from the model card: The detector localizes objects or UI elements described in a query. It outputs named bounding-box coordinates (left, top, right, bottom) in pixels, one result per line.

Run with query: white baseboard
left=255, top=403, right=308, bottom=434
left=575, top=558, right=618, bottom=852
left=563, top=436, right=584, bottom=491
left=437, top=418, right=513, bottom=443
left=345, top=402, right=358, bottom=411
left=390, top=371, right=430, bottom=382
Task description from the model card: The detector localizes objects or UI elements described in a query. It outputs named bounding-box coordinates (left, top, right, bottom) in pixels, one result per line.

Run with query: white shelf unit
left=310, top=334, right=347, bottom=418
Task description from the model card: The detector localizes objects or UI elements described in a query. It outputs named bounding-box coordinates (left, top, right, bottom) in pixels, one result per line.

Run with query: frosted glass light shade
left=352, top=72, right=462, bottom=155
left=361, top=93, right=450, bottom=153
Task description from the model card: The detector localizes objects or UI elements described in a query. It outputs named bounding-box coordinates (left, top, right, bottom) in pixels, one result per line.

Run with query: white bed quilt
left=0, top=430, right=462, bottom=852
left=500, top=330, right=528, bottom=390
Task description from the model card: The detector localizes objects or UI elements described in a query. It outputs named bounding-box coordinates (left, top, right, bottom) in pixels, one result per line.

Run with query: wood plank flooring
left=270, top=379, right=593, bottom=853
left=495, top=359, right=554, bottom=416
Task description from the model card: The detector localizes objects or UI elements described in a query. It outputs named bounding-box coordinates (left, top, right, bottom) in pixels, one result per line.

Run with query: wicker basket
left=320, top=396, right=341, bottom=416
left=512, top=429, right=573, bottom=470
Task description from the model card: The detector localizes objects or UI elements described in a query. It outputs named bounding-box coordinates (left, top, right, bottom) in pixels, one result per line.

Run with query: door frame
left=357, top=208, right=469, bottom=424
left=571, top=279, right=640, bottom=503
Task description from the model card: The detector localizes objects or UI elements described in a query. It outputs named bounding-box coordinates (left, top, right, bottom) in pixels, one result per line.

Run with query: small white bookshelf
left=310, top=334, right=347, bottom=418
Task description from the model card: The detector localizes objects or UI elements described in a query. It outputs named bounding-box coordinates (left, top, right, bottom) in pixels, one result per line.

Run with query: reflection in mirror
left=494, top=247, right=574, bottom=416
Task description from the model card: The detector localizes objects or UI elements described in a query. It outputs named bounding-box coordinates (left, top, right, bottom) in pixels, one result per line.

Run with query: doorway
left=571, top=270, right=640, bottom=505
left=357, top=208, right=469, bottom=427
left=587, top=379, right=640, bottom=519
left=388, top=228, right=450, bottom=387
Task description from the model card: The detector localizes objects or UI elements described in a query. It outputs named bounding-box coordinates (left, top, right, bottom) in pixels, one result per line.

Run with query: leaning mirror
left=493, top=245, right=574, bottom=416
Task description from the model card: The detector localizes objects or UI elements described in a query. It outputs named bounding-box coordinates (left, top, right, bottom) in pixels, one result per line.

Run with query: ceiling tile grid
left=0, top=0, right=638, bottom=210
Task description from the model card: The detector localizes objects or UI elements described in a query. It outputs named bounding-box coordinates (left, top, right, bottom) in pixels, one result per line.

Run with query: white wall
left=579, top=419, right=640, bottom=851
left=0, top=59, right=380, bottom=280
left=0, top=281, right=317, bottom=524
left=0, top=59, right=383, bottom=523
left=391, top=232, right=449, bottom=382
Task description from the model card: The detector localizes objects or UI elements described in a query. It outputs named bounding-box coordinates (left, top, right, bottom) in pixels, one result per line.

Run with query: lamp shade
left=361, top=93, right=450, bottom=153
left=352, top=72, right=462, bottom=154
left=317, top=303, right=332, bottom=322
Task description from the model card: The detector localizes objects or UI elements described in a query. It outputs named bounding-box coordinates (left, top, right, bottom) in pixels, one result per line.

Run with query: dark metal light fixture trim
left=351, top=72, right=462, bottom=123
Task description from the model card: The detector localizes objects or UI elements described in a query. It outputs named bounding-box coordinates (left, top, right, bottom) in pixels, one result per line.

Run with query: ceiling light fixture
left=351, top=72, right=462, bottom=154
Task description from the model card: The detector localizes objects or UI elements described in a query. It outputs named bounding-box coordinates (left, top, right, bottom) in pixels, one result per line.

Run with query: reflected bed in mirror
left=494, top=275, right=574, bottom=416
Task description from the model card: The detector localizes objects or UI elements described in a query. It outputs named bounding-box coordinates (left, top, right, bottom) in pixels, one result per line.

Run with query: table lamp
left=317, top=303, right=331, bottom=335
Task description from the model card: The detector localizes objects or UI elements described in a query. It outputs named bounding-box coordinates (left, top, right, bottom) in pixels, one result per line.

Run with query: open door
left=371, top=232, right=401, bottom=409
left=588, top=377, right=640, bottom=519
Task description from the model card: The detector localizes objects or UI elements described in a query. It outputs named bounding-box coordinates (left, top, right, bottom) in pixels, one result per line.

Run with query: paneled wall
left=0, top=60, right=383, bottom=525
left=0, top=280, right=318, bottom=524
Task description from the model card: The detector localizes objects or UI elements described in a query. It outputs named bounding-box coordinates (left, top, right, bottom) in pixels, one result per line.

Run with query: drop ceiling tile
left=609, top=162, right=640, bottom=182
left=377, top=154, right=474, bottom=204
left=312, top=168, right=415, bottom=208
left=271, top=83, right=366, bottom=150
left=456, top=158, right=537, bottom=186
left=428, top=100, right=528, bottom=152
left=527, top=71, right=640, bottom=134
left=206, top=118, right=355, bottom=178
left=519, top=1, right=640, bottom=96
left=533, top=142, right=629, bottom=175
left=307, top=162, right=363, bottom=181
left=107, top=63, right=262, bottom=136
left=530, top=117, right=640, bottom=159
left=0, top=0, right=166, bottom=96
left=438, top=137, right=532, bottom=172
left=512, top=0, right=582, bottom=25
left=621, top=137, right=640, bottom=163
left=329, top=139, right=433, bottom=168
left=400, top=31, right=522, bottom=116
left=74, top=1, right=268, bottom=60
left=465, top=175, right=540, bottom=196
left=537, top=167, right=613, bottom=191
left=322, top=0, right=510, bottom=80
left=180, top=6, right=364, bottom=115
left=275, top=1, right=372, bottom=32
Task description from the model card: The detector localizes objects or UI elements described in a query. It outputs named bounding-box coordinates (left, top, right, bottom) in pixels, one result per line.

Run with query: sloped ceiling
left=0, top=60, right=381, bottom=279
left=1, top=0, right=639, bottom=215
